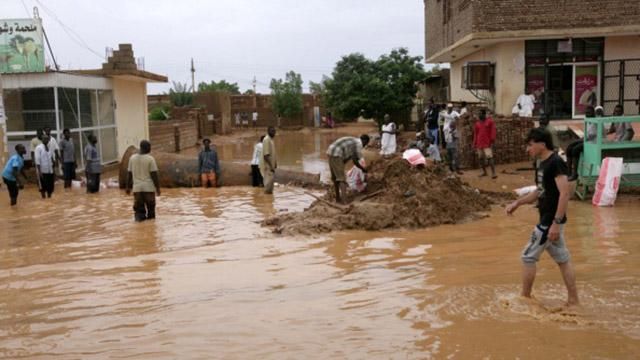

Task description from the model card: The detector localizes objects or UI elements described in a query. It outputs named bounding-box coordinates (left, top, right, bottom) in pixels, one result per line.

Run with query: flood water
left=2, top=130, right=640, bottom=359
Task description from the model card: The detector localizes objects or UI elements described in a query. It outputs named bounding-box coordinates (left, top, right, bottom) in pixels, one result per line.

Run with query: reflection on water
left=2, top=130, right=640, bottom=358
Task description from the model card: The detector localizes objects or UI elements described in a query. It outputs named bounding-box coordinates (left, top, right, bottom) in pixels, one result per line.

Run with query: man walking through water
left=126, top=140, right=161, bottom=222
left=198, top=138, right=220, bottom=188
left=260, top=126, right=278, bottom=194
left=327, top=135, right=370, bottom=204
left=35, top=135, right=56, bottom=198
left=506, top=128, right=579, bottom=307
left=2, top=144, right=27, bottom=206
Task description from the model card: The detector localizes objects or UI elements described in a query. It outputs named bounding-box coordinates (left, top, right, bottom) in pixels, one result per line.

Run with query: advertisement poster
left=0, top=19, right=45, bottom=73
left=574, top=65, right=598, bottom=116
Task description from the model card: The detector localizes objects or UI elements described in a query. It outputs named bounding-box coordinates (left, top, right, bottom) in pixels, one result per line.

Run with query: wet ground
left=2, top=127, right=640, bottom=359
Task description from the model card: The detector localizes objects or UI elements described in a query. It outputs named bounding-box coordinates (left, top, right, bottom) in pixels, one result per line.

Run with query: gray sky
left=4, top=0, right=429, bottom=94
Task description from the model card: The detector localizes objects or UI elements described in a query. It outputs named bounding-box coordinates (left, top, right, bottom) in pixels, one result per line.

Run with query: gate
left=603, top=59, right=640, bottom=115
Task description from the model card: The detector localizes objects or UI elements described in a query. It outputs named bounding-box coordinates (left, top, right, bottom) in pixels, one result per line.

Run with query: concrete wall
left=605, top=35, right=640, bottom=60
left=114, top=78, right=148, bottom=159
left=450, top=40, right=525, bottom=115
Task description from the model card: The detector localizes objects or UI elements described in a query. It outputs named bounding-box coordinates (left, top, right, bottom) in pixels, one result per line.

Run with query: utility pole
left=190, top=58, right=196, bottom=93
left=252, top=76, right=257, bottom=94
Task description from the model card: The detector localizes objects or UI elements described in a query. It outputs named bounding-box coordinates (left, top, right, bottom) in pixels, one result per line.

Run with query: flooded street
left=2, top=129, right=640, bottom=359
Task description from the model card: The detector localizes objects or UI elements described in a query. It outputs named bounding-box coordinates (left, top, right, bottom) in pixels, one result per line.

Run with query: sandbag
left=592, top=157, right=623, bottom=207
left=402, top=149, right=426, bottom=167
left=347, top=159, right=367, bottom=192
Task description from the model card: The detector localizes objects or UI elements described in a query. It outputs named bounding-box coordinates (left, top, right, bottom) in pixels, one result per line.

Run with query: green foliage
left=244, top=89, right=255, bottom=95
left=169, top=81, right=193, bottom=107
left=270, top=71, right=304, bottom=119
left=149, top=104, right=170, bottom=121
left=198, top=80, right=241, bottom=94
left=322, top=48, right=426, bottom=124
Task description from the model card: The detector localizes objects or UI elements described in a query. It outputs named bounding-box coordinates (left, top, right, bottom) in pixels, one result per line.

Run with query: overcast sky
left=4, top=0, right=430, bottom=94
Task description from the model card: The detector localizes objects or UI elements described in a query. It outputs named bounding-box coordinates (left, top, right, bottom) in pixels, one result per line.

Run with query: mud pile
left=265, top=158, right=508, bottom=235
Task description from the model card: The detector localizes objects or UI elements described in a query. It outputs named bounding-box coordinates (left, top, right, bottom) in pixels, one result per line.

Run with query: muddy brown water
left=2, top=129, right=640, bottom=359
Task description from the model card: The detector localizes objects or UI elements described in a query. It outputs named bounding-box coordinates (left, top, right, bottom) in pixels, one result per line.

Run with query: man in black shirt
left=506, top=128, right=579, bottom=307
left=423, top=99, right=440, bottom=146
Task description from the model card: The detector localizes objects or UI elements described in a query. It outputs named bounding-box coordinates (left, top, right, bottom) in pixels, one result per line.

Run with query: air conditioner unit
left=462, top=61, right=495, bottom=90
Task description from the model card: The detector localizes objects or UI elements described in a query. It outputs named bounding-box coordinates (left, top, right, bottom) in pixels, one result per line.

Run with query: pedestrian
left=445, top=119, right=462, bottom=174
left=423, top=99, right=440, bottom=146
left=198, top=138, right=221, bottom=188
left=566, top=106, right=597, bottom=181
left=43, top=126, right=60, bottom=166
left=2, top=144, right=27, bottom=206
left=259, top=126, right=278, bottom=194
left=126, top=140, right=161, bottom=222
left=473, top=109, right=497, bottom=179
left=459, top=101, right=468, bottom=116
left=29, top=128, right=43, bottom=164
left=242, top=112, right=249, bottom=128
left=235, top=113, right=241, bottom=128
left=326, top=135, right=370, bottom=204
left=84, top=134, right=102, bottom=193
left=506, top=127, right=579, bottom=308
left=409, top=132, right=427, bottom=155
left=251, top=135, right=265, bottom=187
left=538, top=114, right=559, bottom=151
left=425, top=135, right=441, bottom=163
left=514, top=89, right=535, bottom=117
left=441, top=103, right=460, bottom=148
left=252, top=110, right=258, bottom=128
left=59, top=128, right=77, bottom=188
left=35, top=135, right=56, bottom=198
left=608, top=104, right=634, bottom=141
left=380, top=114, right=397, bottom=156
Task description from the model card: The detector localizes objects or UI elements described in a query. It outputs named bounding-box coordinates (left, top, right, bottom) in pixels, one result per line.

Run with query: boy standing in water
left=126, top=140, right=161, bottom=222
left=2, top=144, right=27, bottom=206
left=506, top=128, right=579, bottom=307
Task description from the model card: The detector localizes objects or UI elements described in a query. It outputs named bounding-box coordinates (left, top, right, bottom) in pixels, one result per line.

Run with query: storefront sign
left=0, top=19, right=45, bottom=74
left=575, top=65, right=598, bottom=116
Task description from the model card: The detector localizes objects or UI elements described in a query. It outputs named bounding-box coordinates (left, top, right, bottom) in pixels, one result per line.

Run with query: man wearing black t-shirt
left=506, top=128, right=579, bottom=307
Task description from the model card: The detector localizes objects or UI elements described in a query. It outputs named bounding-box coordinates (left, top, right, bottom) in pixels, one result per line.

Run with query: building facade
left=424, top=0, right=640, bottom=118
left=0, top=44, right=166, bottom=168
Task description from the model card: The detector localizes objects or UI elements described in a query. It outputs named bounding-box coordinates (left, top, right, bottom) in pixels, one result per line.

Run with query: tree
left=323, top=48, right=426, bottom=125
left=168, top=81, right=193, bottom=107
left=270, top=71, right=303, bottom=119
left=243, top=89, right=256, bottom=95
left=197, top=80, right=241, bottom=94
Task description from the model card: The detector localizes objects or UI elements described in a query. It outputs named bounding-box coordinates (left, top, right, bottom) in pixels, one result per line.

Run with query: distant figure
left=566, top=106, right=596, bottom=181
left=409, top=132, right=427, bottom=155
left=459, top=101, right=468, bottom=116
left=235, top=113, right=241, bottom=128
left=441, top=103, right=460, bottom=148
left=445, top=119, right=462, bottom=174
left=514, top=90, right=535, bottom=117
left=251, top=135, right=265, bottom=187
left=43, top=126, right=60, bottom=167
left=35, top=135, right=56, bottom=198
left=538, top=114, right=559, bottom=152
left=326, top=135, right=370, bottom=204
left=326, top=112, right=335, bottom=128
left=380, top=114, right=397, bottom=156
left=506, top=127, right=579, bottom=308
left=608, top=104, right=634, bottom=141
left=59, top=128, right=77, bottom=188
left=424, top=99, right=440, bottom=146
left=473, top=109, right=497, bottom=179
left=84, top=134, right=102, bottom=194
left=198, top=138, right=221, bottom=188
left=252, top=110, right=258, bottom=128
left=2, top=144, right=27, bottom=206
left=425, top=135, right=441, bottom=163
left=29, top=128, right=43, bottom=163
left=126, top=140, right=161, bottom=222
left=260, top=126, right=278, bottom=194
left=242, top=112, right=249, bottom=128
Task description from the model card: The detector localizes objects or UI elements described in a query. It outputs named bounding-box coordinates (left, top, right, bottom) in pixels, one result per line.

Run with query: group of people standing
left=2, top=127, right=102, bottom=206
left=234, top=111, right=259, bottom=128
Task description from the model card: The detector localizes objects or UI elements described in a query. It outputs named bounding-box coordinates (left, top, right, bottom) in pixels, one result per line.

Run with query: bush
left=149, top=105, right=170, bottom=121
left=169, top=81, right=193, bottom=107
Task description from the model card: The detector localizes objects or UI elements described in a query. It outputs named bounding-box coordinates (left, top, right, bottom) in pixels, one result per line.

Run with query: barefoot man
left=506, top=127, right=579, bottom=307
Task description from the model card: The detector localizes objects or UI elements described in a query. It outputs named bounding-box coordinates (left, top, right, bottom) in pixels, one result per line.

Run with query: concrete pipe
left=119, top=146, right=321, bottom=188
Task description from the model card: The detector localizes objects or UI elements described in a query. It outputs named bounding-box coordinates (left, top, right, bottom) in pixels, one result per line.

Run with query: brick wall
left=456, top=112, right=535, bottom=168
left=149, top=108, right=202, bottom=153
left=425, top=0, right=640, bottom=59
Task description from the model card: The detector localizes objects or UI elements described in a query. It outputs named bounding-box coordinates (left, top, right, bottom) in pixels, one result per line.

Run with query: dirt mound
left=264, top=157, right=511, bottom=235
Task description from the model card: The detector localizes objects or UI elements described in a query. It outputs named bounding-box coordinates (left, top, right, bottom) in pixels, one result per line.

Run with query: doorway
left=546, top=65, right=573, bottom=119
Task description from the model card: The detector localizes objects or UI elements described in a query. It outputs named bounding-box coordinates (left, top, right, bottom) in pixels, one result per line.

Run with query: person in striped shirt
left=326, top=135, right=370, bottom=204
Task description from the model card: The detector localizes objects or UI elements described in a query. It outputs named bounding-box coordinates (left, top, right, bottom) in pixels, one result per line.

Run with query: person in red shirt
left=473, top=109, right=497, bottom=179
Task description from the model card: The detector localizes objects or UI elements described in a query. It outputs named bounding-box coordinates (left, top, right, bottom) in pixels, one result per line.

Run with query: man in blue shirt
left=198, top=138, right=221, bottom=188
left=2, top=144, right=27, bottom=206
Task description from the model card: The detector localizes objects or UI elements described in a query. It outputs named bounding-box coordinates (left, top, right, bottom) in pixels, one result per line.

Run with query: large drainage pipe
left=118, top=146, right=321, bottom=188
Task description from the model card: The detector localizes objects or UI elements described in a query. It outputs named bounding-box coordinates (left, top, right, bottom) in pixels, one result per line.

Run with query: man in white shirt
left=252, top=111, right=258, bottom=128
left=35, top=135, right=56, bottom=198
left=515, top=91, right=535, bottom=117
left=440, top=103, right=460, bottom=148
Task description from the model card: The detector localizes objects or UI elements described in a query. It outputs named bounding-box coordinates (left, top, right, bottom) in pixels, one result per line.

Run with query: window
left=79, top=89, right=99, bottom=128
left=4, top=88, right=56, bottom=132
left=58, top=88, right=79, bottom=130
left=462, top=62, right=494, bottom=90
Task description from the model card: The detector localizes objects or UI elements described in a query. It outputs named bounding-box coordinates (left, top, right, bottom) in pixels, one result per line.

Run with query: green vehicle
left=576, top=115, right=640, bottom=199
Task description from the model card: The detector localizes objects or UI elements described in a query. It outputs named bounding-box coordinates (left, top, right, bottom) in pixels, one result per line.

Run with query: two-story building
left=423, top=0, right=640, bottom=119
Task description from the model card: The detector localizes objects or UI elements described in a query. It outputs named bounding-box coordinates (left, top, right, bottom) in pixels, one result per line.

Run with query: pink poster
left=574, top=65, right=598, bottom=116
